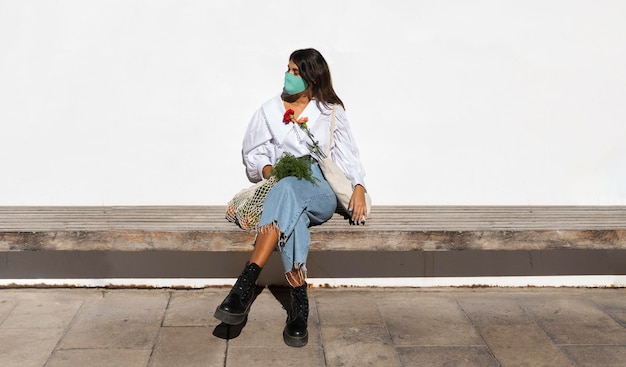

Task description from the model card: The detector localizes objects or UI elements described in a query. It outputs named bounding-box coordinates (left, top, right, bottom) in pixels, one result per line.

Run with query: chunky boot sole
left=214, top=305, right=250, bottom=325
left=283, top=328, right=308, bottom=347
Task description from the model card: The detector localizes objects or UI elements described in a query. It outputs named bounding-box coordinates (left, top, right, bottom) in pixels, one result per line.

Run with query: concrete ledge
left=2, top=206, right=626, bottom=251
left=1, top=206, right=626, bottom=284
left=1, top=228, right=625, bottom=252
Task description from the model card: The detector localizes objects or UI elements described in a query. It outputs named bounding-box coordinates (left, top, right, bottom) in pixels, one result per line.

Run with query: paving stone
left=47, top=348, right=151, bottom=367
left=378, top=293, right=484, bottom=346
left=58, top=290, right=169, bottom=349
left=396, top=346, right=499, bottom=367
left=150, top=327, right=225, bottom=367
left=163, top=289, right=223, bottom=327
left=321, top=324, right=401, bottom=367
left=316, top=289, right=384, bottom=326
left=0, top=298, right=16, bottom=324
left=589, top=290, right=626, bottom=326
left=456, top=292, right=535, bottom=325
left=476, top=324, right=573, bottom=367
left=521, top=295, right=626, bottom=345
left=0, top=289, right=96, bottom=329
left=226, top=346, right=325, bottom=366
left=1, top=296, right=82, bottom=329
left=0, top=327, right=64, bottom=367
left=560, top=345, right=626, bottom=367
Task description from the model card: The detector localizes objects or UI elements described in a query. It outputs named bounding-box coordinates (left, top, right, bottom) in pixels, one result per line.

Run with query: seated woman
left=214, top=48, right=368, bottom=347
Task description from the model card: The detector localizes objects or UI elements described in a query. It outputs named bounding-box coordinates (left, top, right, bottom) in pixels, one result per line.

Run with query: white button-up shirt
left=242, top=95, right=367, bottom=189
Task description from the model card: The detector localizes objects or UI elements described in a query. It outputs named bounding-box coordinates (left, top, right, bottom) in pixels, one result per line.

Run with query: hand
left=348, top=185, right=367, bottom=225
left=262, top=165, right=272, bottom=180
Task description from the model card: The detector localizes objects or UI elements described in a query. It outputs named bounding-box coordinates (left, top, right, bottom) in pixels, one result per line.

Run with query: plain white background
left=1, top=0, right=625, bottom=206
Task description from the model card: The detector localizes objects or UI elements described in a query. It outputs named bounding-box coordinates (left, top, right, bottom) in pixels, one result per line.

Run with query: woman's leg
left=248, top=226, right=279, bottom=267
left=216, top=164, right=335, bottom=332
left=273, top=166, right=336, bottom=347
left=270, top=166, right=337, bottom=278
left=281, top=215, right=316, bottom=348
left=214, top=209, right=282, bottom=325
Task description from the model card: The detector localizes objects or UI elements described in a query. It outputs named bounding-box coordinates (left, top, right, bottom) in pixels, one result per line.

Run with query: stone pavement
left=1, top=287, right=625, bottom=367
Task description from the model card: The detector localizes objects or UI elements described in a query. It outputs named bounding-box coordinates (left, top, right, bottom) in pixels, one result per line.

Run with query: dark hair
left=290, top=48, right=345, bottom=109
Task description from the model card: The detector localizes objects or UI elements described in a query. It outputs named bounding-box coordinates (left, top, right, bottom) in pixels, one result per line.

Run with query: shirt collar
left=261, top=95, right=322, bottom=145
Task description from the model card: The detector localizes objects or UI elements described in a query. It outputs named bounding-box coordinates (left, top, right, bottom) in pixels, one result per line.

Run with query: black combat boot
left=214, top=262, right=262, bottom=325
left=283, top=283, right=309, bottom=347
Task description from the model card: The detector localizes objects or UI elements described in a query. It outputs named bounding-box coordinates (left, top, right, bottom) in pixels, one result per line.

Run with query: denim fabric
left=257, top=162, right=337, bottom=273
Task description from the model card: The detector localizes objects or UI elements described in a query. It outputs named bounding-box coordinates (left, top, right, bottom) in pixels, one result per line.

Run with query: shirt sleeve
left=242, top=108, right=275, bottom=183
left=330, top=105, right=367, bottom=189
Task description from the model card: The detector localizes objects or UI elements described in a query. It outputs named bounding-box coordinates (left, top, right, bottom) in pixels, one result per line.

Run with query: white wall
left=1, top=0, right=625, bottom=206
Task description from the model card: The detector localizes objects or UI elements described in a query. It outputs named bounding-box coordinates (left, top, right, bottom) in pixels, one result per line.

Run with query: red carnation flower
left=283, top=109, right=295, bottom=124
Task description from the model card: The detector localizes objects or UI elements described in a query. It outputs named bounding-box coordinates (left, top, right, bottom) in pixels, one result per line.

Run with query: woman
left=214, top=48, right=368, bottom=347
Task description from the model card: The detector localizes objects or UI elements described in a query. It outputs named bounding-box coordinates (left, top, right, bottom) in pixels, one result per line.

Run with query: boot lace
left=232, top=265, right=257, bottom=298
left=291, top=286, right=309, bottom=319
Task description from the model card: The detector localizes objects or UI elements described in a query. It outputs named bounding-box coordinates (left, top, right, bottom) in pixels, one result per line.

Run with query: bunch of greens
left=271, top=153, right=316, bottom=183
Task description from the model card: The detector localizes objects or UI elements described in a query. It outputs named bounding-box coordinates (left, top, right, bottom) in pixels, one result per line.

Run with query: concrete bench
left=1, top=206, right=626, bottom=287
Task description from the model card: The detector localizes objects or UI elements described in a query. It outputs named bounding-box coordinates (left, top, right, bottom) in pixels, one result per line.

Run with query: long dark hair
left=290, top=48, right=345, bottom=109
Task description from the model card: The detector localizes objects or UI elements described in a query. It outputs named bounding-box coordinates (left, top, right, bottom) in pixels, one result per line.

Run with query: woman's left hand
left=349, top=185, right=368, bottom=224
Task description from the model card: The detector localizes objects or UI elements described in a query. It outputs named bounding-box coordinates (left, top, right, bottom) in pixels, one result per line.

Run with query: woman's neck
left=282, top=89, right=312, bottom=106
left=285, top=96, right=309, bottom=108
left=282, top=93, right=310, bottom=119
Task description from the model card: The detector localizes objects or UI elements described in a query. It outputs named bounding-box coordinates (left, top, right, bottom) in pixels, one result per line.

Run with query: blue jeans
left=258, top=162, right=337, bottom=273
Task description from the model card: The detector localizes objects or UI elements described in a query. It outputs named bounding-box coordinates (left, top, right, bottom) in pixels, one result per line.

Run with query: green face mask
left=284, top=72, right=308, bottom=95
